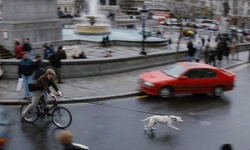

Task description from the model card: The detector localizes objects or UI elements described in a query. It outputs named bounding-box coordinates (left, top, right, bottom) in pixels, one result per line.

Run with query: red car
left=139, top=62, right=236, bottom=98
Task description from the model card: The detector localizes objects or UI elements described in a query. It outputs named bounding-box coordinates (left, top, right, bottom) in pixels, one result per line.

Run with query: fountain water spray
left=74, top=0, right=110, bottom=35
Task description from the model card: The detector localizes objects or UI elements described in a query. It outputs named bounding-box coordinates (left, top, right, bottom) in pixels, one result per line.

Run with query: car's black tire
left=159, top=86, right=173, bottom=98
left=212, top=86, right=224, bottom=97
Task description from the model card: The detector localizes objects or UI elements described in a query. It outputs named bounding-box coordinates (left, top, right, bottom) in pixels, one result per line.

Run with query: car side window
left=200, top=69, right=217, bottom=78
left=184, top=69, right=201, bottom=78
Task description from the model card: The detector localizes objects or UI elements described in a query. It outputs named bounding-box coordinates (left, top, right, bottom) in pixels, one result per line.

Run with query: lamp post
left=139, top=4, right=148, bottom=55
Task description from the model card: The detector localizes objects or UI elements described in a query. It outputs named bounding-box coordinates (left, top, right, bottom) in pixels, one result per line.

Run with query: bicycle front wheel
left=20, top=105, right=39, bottom=123
left=52, top=107, right=72, bottom=128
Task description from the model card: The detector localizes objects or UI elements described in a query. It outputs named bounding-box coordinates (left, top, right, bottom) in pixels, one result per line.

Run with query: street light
left=139, top=4, right=148, bottom=55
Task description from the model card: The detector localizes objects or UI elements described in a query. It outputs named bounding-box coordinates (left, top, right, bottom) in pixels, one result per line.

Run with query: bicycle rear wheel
left=52, top=107, right=72, bottom=128
left=20, top=105, right=39, bottom=123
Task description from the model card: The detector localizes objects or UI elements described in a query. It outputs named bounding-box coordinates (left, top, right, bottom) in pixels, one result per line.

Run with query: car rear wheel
left=159, top=86, right=173, bottom=98
left=212, top=86, right=224, bottom=97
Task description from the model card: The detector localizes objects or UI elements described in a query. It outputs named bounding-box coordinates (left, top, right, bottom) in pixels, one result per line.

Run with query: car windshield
left=162, top=64, right=187, bottom=78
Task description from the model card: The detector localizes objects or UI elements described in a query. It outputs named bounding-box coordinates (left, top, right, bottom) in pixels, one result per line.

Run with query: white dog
left=141, top=115, right=183, bottom=131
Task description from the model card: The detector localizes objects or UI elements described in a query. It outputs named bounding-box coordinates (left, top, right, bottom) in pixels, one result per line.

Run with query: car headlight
left=144, top=82, right=155, bottom=87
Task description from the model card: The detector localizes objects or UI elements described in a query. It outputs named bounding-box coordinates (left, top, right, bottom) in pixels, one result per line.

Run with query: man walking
left=49, top=46, right=65, bottom=83
left=22, top=38, right=33, bottom=59
left=187, top=39, right=195, bottom=62
left=18, top=52, right=34, bottom=100
left=167, top=38, right=172, bottom=50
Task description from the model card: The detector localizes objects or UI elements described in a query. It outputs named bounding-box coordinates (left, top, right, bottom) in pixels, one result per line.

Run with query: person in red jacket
left=15, top=41, right=23, bottom=59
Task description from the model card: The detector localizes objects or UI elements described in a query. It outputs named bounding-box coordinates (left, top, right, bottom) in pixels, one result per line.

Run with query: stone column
left=0, top=0, right=62, bottom=51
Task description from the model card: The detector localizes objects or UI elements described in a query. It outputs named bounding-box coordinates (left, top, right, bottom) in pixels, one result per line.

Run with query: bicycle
left=20, top=96, right=72, bottom=128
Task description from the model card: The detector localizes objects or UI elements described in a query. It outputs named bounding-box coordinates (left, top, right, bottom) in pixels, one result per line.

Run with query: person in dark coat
left=22, top=38, right=33, bottom=59
left=187, top=40, right=195, bottom=62
left=33, top=55, right=46, bottom=81
left=208, top=46, right=217, bottom=66
left=217, top=41, right=224, bottom=62
left=48, top=46, right=65, bottom=84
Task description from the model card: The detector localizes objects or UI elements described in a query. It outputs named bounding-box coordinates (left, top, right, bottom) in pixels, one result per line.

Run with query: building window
left=100, top=0, right=105, bottom=5
left=109, top=0, right=117, bottom=5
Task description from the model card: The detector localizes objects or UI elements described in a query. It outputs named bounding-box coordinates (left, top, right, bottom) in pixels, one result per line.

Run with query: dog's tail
left=141, top=117, right=150, bottom=121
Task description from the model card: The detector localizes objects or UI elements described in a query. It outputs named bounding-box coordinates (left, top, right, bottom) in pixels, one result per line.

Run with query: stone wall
left=1, top=43, right=249, bottom=79
left=0, top=51, right=186, bottom=79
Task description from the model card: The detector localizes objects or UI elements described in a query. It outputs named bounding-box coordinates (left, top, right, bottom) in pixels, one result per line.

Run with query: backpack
left=34, top=67, right=46, bottom=80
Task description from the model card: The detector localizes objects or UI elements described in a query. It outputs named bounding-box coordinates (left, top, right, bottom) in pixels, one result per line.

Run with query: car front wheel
left=212, top=86, right=224, bottom=97
left=159, top=86, right=173, bottom=98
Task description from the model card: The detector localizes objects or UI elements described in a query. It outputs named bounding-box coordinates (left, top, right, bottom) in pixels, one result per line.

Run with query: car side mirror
left=179, top=76, right=188, bottom=80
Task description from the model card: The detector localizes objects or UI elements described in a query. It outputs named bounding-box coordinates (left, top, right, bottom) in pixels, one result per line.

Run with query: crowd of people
left=15, top=38, right=68, bottom=100
left=186, top=34, right=239, bottom=67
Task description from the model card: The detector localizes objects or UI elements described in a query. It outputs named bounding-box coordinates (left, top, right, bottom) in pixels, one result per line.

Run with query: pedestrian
left=106, top=35, right=111, bottom=46
left=194, top=41, right=203, bottom=62
left=208, top=46, right=217, bottom=66
left=217, top=41, right=224, bottom=63
left=187, top=39, right=195, bottom=62
left=102, top=36, right=107, bottom=47
left=22, top=38, right=33, bottom=59
left=223, top=39, right=230, bottom=62
left=57, top=46, right=67, bottom=60
left=48, top=46, right=64, bottom=84
left=18, top=52, right=34, bottom=100
left=203, top=43, right=210, bottom=64
left=33, top=55, right=46, bottom=81
left=207, top=35, right=211, bottom=43
left=57, top=130, right=89, bottom=150
left=201, top=36, right=205, bottom=46
left=230, top=39, right=238, bottom=60
left=43, top=44, right=54, bottom=60
left=21, top=69, right=63, bottom=123
left=220, top=143, right=233, bottom=150
left=15, top=41, right=23, bottom=59
left=167, top=38, right=172, bottom=50
left=78, top=50, right=87, bottom=59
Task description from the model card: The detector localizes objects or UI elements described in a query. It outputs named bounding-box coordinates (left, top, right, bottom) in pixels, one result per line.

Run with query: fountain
left=74, top=0, right=110, bottom=35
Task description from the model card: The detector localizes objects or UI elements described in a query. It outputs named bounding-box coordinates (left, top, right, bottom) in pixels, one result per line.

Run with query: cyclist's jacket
left=36, top=74, right=59, bottom=94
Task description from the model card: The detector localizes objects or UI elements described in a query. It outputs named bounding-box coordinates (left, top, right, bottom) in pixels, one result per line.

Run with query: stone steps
left=0, top=45, right=14, bottom=59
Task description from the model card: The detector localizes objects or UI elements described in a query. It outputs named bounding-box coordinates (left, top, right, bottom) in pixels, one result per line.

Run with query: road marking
left=136, top=95, right=148, bottom=99
left=229, top=63, right=250, bottom=72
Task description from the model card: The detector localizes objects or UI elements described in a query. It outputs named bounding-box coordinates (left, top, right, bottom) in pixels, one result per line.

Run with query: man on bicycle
left=21, top=69, right=63, bottom=122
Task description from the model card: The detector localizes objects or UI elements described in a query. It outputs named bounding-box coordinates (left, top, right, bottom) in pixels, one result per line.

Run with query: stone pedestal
left=0, top=0, right=62, bottom=51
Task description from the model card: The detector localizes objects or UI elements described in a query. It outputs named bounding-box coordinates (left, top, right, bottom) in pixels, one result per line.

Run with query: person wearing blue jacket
left=18, top=52, right=34, bottom=100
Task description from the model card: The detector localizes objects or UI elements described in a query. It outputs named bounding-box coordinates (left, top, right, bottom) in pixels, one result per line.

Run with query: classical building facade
left=57, top=0, right=119, bottom=15
left=0, top=0, right=249, bottom=27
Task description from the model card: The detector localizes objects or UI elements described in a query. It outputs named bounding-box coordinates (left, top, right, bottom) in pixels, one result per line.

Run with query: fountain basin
left=75, top=24, right=111, bottom=35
